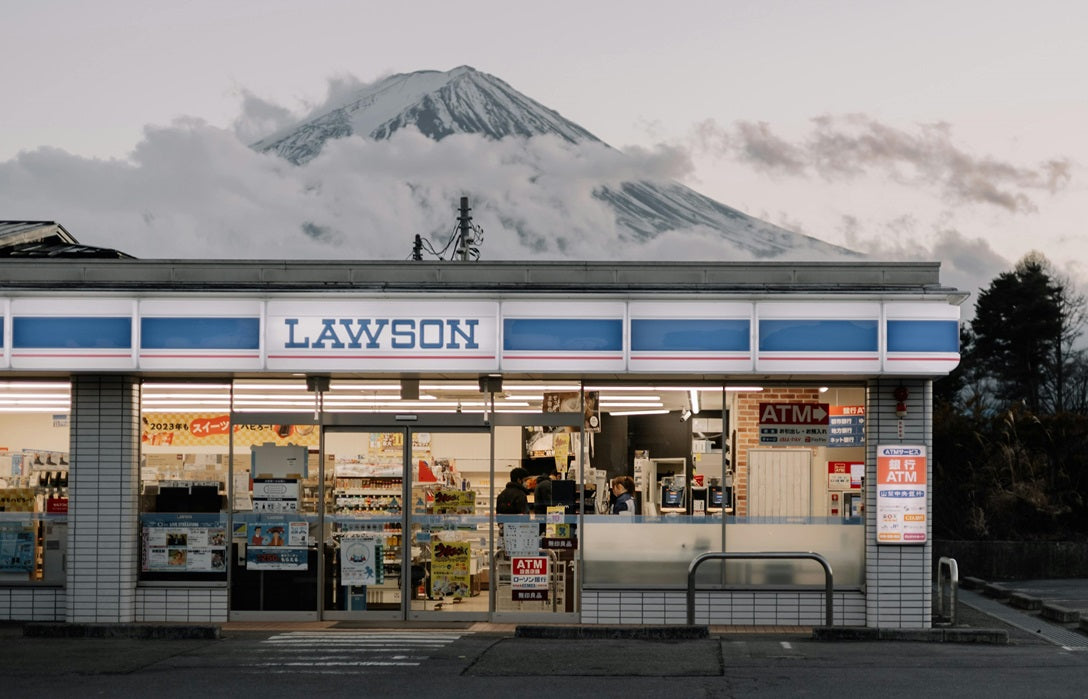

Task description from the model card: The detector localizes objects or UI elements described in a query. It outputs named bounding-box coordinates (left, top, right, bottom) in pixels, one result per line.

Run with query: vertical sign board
left=828, top=405, right=865, bottom=447
left=511, top=556, right=549, bottom=601
left=876, top=445, right=928, bottom=544
left=758, top=403, right=830, bottom=445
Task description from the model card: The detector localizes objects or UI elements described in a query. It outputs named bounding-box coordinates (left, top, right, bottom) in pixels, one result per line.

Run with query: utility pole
left=455, top=196, right=472, bottom=261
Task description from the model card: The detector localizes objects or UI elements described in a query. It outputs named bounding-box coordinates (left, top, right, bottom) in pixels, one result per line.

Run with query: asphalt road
left=4, top=623, right=1088, bottom=698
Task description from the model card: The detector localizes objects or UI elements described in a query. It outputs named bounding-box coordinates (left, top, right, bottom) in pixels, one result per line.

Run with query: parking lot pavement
left=996, top=579, right=1088, bottom=615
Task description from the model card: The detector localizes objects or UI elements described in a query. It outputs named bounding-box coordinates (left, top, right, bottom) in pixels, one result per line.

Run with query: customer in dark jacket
left=496, top=467, right=530, bottom=514
left=533, top=469, right=560, bottom=514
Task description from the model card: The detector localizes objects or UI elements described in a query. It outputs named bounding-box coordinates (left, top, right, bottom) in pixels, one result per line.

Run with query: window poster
left=0, top=524, right=34, bottom=572
left=140, top=513, right=227, bottom=573
left=503, top=522, right=540, bottom=557
left=340, top=534, right=383, bottom=586
left=430, top=541, right=471, bottom=598
left=252, top=478, right=300, bottom=512
left=875, top=444, right=928, bottom=544
left=246, top=546, right=308, bottom=570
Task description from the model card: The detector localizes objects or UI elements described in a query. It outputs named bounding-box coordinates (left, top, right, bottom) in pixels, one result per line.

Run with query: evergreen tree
left=969, top=253, right=1083, bottom=414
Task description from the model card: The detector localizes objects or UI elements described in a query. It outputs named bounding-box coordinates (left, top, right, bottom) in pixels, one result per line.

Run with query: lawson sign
left=265, top=300, right=499, bottom=371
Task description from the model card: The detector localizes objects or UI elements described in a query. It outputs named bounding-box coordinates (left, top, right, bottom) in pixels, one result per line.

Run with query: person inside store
left=533, top=467, right=561, bottom=514
left=610, top=476, right=637, bottom=515
left=496, top=467, right=531, bottom=514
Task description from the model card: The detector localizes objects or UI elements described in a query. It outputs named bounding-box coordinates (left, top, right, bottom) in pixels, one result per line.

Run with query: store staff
left=610, top=476, right=636, bottom=515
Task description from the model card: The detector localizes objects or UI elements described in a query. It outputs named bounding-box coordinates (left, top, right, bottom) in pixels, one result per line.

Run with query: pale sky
left=2, top=0, right=1085, bottom=306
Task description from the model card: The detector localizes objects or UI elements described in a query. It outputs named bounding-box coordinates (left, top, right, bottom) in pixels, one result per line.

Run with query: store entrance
left=227, top=408, right=581, bottom=622
left=322, top=421, right=492, bottom=621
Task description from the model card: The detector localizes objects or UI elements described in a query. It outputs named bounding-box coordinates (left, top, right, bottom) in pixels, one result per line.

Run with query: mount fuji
left=253, top=66, right=858, bottom=259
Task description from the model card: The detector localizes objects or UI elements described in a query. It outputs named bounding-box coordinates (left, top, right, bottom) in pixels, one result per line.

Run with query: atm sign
left=511, top=556, right=549, bottom=601
left=759, top=403, right=829, bottom=425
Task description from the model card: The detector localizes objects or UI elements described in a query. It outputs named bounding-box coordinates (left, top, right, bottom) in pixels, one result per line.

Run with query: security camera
left=680, top=409, right=692, bottom=422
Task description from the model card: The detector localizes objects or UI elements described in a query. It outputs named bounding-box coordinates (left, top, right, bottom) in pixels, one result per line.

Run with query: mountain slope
left=253, top=66, right=857, bottom=258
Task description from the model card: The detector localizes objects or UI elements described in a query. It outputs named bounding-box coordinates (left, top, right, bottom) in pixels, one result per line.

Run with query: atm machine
left=643, top=458, right=687, bottom=514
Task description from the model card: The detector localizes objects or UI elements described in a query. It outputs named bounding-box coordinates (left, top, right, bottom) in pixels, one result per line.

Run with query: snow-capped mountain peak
left=253, top=65, right=600, bottom=164
left=252, top=66, right=859, bottom=259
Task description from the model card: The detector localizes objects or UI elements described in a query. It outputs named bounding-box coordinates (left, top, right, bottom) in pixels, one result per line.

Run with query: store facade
left=0, top=259, right=963, bottom=628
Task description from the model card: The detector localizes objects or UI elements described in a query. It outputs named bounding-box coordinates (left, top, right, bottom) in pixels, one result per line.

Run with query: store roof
left=0, top=258, right=966, bottom=302
left=0, top=221, right=134, bottom=259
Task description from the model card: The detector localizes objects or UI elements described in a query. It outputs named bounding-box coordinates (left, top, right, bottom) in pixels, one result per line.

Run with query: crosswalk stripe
left=254, top=631, right=470, bottom=671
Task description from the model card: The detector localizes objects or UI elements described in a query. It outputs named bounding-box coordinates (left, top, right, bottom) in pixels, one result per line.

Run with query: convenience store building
left=0, top=256, right=963, bottom=628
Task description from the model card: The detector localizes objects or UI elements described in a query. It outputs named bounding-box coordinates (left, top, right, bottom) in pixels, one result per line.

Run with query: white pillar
left=864, top=378, right=933, bottom=628
left=66, top=376, right=140, bottom=623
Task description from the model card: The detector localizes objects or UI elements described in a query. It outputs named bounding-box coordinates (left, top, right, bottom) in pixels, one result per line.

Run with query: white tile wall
left=0, top=587, right=65, bottom=621
left=581, top=589, right=866, bottom=626
left=864, top=378, right=933, bottom=629
left=66, top=376, right=141, bottom=623
left=135, top=587, right=229, bottom=623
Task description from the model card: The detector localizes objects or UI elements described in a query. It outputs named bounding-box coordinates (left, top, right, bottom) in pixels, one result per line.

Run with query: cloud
left=0, top=119, right=742, bottom=263
left=231, top=90, right=298, bottom=144
left=690, top=115, right=1071, bottom=213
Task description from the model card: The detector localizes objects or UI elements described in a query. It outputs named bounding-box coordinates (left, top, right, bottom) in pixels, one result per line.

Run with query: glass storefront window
left=139, top=382, right=235, bottom=582
left=0, top=381, right=70, bottom=585
left=581, top=383, right=867, bottom=589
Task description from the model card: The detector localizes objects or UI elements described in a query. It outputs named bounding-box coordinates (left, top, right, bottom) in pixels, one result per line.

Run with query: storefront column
left=66, top=376, right=141, bottom=623
left=864, top=378, right=932, bottom=628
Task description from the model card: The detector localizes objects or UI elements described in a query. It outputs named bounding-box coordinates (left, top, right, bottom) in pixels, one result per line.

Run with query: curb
left=1041, top=603, right=1081, bottom=624
left=812, top=626, right=1008, bottom=644
left=516, top=624, right=708, bottom=640
left=24, top=622, right=220, bottom=640
left=1009, top=592, right=1043, bottom=611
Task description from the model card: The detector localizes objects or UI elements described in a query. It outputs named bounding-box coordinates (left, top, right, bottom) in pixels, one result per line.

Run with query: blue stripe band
left=13, top=317, right=132, bottom=349
left=141, top=317, right=261, bottom=350
left=887, top=320, right=959, bottom=353
left=631, top=319, right=750, bottom=352
left=504, top=318, right=623, bottom=352
left=759, top=319, right=878, bottom=352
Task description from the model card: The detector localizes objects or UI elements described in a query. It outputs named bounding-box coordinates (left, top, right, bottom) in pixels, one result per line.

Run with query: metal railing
left=686, top=551, right=835, bottom=626
left=936, top=556, right=959, bottom=625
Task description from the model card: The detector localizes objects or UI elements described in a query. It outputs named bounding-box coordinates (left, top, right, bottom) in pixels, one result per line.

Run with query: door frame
left=322, top=415, right=491, bottom=622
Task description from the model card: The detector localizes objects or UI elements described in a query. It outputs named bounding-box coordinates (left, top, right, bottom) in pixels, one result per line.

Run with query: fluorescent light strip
left=607, top=409, right=671, bottom=416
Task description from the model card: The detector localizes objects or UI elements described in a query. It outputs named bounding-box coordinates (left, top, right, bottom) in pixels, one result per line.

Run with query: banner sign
left=511, top=556, right=549, bottom=601
left=758, top=402, right=829, bottom=445
left=142, top=413, right=318, bottom=448
left=876, top=444, right=928, bottom=544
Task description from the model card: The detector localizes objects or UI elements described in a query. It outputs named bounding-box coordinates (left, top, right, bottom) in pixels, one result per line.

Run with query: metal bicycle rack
left=686, top=551, right=835, bottom=626
left=936, top=556, right=959, bottom=625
